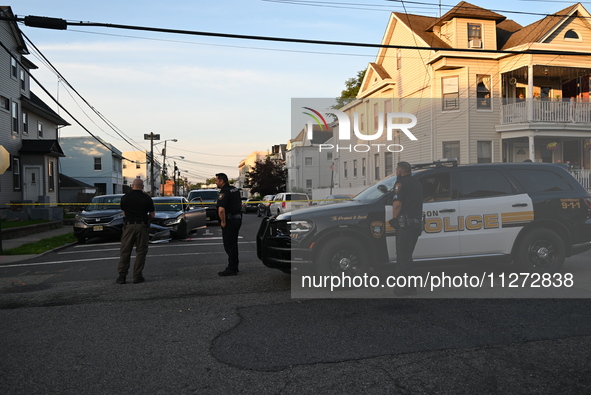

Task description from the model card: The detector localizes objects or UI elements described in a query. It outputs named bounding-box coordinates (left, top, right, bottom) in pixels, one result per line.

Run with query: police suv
left=256, top=161, right=591, bottom=274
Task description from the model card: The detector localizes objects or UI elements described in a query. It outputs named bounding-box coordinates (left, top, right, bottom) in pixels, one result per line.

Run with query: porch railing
left=501, top=100, right=591, bottom=124
left=572, top=169, right=591, bottom=191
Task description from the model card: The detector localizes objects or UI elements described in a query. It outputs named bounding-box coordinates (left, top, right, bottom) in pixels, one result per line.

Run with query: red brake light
left=282, top=201, right=286, bottom=208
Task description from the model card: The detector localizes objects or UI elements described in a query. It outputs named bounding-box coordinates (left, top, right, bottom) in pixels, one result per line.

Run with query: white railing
left=572, top=170, right=591, bottom=191
left=501, top=100, right=591, bottom=124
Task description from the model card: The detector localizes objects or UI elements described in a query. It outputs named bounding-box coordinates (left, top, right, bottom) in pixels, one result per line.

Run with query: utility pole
left=144, top=133, right=160, bottom=196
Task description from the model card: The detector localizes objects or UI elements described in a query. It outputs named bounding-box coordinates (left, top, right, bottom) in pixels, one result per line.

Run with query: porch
left=501, top=99, right=591, bottom=124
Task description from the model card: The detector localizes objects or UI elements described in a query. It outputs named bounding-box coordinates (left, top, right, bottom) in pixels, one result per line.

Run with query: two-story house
left=333, top=1, right=591, bottom=191
left=60, top=136, right=123, bottom=196
left=0, top=6, right=69, bottom=208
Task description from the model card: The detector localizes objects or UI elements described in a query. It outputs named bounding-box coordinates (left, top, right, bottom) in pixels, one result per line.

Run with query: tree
left=247, top=156, right=287, bottom=197
left=333, top=69, right=366, bottom=109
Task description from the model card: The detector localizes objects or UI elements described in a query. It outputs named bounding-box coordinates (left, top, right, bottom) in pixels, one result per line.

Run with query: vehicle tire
left=316, top=237, right=368, bottom=277
left=277, top=209, right=281, bottom=216
left=176, top=220, right=188, bottom=239
left=515, top=228, right=565, bottom=273
left=257, top=208, right=262, bottom=217
left=76, top=236, right=86, bottom=244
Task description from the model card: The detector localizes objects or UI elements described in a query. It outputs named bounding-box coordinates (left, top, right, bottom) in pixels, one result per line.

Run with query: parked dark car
left=151, top=196, right=206, bottom=239
left=242, top=198, right=259, bottom=214
left=74, top=194, right=171, bottom=244
left=187, top=189, right=220, bottom=222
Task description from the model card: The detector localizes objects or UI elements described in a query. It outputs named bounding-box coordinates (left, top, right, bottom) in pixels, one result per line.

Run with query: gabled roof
left=59, top=173, right=95, bottom=189
left=392, top=12, right=450, bottom=49
left=0, top=6, right=29, bottom=54
left=19, top=139, right=66, bottom=158
left=21, top=92, right=69, bottom=126
left=501, top=3, right=581, bottom=49
left=427, top=1, right=506, bottom=31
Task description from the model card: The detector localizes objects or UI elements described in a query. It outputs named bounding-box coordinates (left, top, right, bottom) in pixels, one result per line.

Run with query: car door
left=386, top=170, right=461, bottom=260
left=456, top=168, right=533, bottom=256
left=185, top=197, right=206, bottom=229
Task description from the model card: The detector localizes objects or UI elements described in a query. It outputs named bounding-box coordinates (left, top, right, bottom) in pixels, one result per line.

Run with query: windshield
left=154, top=199, right=182, bottom=212
left=86, top=196, right=122, bottom=211
left=354, top=175, right=398, bottom=202
left=188, top=190, right=219, bottom=201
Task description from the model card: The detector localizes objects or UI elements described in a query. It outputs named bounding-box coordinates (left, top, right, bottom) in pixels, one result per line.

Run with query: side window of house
left=94, top=157, right=102, bottom=171
left=511, top=169, right=573, bottom=192
left=459, top=170, right=515, bottom=199
left=476, top=75, right=491, bottom=110
left=468, top=23, right=482, bottom=48
left=421, top=172, right=453, bottom=202
left=442, top=76, right=459, bottom=111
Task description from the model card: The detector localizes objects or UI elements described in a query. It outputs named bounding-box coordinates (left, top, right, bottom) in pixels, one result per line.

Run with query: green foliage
left=2, top=233, right=77, bottom=255
left=0, top=219, right=51, bottom=229
left=333, top=69, right=366, bottom=109
left=247, top=157, right=287, bottom=197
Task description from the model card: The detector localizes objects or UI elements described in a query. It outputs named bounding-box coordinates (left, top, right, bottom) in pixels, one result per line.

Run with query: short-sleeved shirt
left=121, top=190, right=155, bottom=223
left=392, top=174, right=423, bottom=220
left=216, top=184, right=242, bottom=216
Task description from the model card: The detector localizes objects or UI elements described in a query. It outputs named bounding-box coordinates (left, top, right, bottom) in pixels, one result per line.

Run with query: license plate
left=93, top=226, right=103, bottom=231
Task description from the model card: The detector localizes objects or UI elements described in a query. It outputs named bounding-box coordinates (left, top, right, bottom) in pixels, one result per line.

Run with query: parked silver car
left=151, top=196, right=206, bottom=239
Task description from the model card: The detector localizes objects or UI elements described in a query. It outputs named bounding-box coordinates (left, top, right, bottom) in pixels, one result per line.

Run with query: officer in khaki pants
left=117, top=178, right=155, bottom=284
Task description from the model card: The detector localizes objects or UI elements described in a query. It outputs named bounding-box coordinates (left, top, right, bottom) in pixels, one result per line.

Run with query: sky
left=12, top=0, right=580, bottom=182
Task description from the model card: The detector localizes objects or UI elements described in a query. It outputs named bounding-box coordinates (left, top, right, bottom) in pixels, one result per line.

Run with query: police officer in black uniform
left=215, top=173, right=243, bottom=276
left=390, top=161, right=423, bottom=296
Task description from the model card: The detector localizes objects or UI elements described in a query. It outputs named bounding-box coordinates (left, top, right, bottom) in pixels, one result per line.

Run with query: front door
left=23, top=166, right=42, bottom=201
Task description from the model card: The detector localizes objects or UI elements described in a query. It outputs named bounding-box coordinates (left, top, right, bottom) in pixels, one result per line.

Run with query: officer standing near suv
left=117, top=178, right=155, bottom=284
left=215, top=173, right=242, bottom=276
left=391, top=161, right=423, bottom=296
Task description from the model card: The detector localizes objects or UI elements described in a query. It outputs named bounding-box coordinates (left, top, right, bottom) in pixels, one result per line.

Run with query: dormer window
left=468, top=23, right=482, bottom=48
left=564, top=29, right=581, bottom=41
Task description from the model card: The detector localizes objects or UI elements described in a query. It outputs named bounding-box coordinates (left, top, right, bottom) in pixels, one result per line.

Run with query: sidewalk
left=0, top=226, right=74, bottom=265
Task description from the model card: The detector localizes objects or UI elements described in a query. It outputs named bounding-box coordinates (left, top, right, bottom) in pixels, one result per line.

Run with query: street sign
left=144, top=133, right=160, bottom=140
left=0, top=145, right=10, bottom=174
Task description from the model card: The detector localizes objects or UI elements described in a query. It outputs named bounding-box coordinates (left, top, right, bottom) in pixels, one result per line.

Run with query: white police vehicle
left=257, top=160, right=591, bottom=274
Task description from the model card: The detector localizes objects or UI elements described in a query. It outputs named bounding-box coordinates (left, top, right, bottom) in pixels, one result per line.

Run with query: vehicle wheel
left=316, top=237, right=368, bottom=277
left=257, top=208, right=262, bottom=217
left=76, top=236, right=86, bottom=244
left=176, top=220, right=188, bottom=239
left=277, top=209, right=281, bottom=215
left=515, top=228, right=565, bottom=273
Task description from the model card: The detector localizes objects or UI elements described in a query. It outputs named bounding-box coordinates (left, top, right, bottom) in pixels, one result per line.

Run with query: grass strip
left=0, top=220, right=52, bottom=229
left=2, top=233, right=77, bottom=255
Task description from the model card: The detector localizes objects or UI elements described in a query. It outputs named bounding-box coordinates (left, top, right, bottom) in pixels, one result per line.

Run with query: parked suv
left=73, top=194, right=124, bottom=243
left=257, top=161, right=591, bottom=274
left=187, top=189, right=220, bottom=221
left=269, top=192, right=311, bottom=215
left=257, top=195, right=276, bottom=217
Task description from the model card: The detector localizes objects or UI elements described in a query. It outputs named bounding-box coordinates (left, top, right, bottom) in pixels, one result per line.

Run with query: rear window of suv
left=188, top=190, right=219, bottom=201
left=289, top=194, right=309, bottom=201
left=511, top=169, right=573, bottom=192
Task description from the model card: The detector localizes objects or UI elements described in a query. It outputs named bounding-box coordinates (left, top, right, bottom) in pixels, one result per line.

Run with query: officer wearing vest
left=390, top=161, right=423, bottom=296
left=215, top=173, right=242, bottom=276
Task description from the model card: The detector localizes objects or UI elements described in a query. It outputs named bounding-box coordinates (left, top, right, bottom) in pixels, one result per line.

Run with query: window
left=122, top=162, right=127, bottom=169
left=442, top=76, right=459, bottom=111
left=0, top=95, right=8, bottom=111
left=360, top=114, right=365, bottom=132
left=327, top=152, right=333, bottom=161
left=477, top=141, right=492, bottom=163
left=12, top=157, right=21, bottom=191
left=136, top=161, right=141, bottom=169
left=11, top=102, right=18, bottom=134
left=459, top=170, right=514, bottom=198
left=94, top=157, right=102, bottom=171
left=374, top=153, right=380, bottom=179
left=353, top=160, right=357, bottom=177
left=10, top=57, right=17, bottom=78
left=384, top=152, right=393, bottom=176
left=123, top=177, right=128, bottom=185
left=306, top=179, right=312, bottom=189
left=37, top=122, right=43, bottom=138
left=373, top=103, right=379, bottom=130
left=443, top=141, right=460, bottom=161
left=564, top=29, right=580, bottom=41
left=476, top=75, right=491, bottom=110
left=421, top=172, right=452, bottom=202
left=468, top=23, right=482, bottom=47
left=20, top=69, right=26, bottom=90
left=512, top=169, right=573, bottom=192
left=22, top=112, right=28, bottom=134
left=305, top=157, right=313, bottom=166
left=362, top=157, right=366, bottom=177
left=48, top=161, right=55, bottom=192
left=344, top=161, right=348, bottom=178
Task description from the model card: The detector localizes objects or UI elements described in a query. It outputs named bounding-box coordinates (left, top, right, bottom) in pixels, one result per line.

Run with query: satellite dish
left=509, top=78, right=517, bottom=85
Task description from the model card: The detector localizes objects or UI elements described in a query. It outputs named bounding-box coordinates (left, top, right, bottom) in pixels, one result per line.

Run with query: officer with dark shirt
left=391, top=161, right=423, bottom=296
left=116, top=178, right=155, bottom=284
left=215, top=173, right=242, bottom=276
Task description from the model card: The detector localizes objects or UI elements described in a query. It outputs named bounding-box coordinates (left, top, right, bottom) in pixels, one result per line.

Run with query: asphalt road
left=1, top=214, right=591, bottom=394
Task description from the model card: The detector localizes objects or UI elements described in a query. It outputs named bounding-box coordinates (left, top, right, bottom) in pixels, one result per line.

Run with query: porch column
left=528, top=133, right=536, bottom=162
left=527, top=63, right=534, bottom=122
